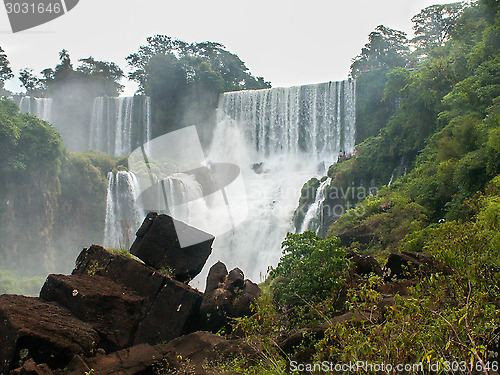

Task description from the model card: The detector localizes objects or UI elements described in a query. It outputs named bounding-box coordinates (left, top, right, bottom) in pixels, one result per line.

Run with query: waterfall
left=218, top=80, right=356, bottom=159
left=17, top=96, right=53, bottom=122
left=89, top=96, right=151, bottom=156
left=187, top=80, right=356, bottom=285
left=299, top=178, right=332, bottom=234
left=103, top=171, right=145, bottom=249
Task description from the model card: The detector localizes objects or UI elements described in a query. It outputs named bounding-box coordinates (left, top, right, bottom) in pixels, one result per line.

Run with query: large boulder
left=130, top=213, right=214, bottom=282
left=39, top=274, right=145, bottom=351
left=346, top=250, right=383, bottom=276
left=384, top=251, right=439, bottom=280
left=72, top=245, right=165, bottom=308
left=158, top=331, right=259, bottom=375
left=0, top=295, right=99, bottom=375
left=71, top=245, right=204, bottom=346
left=134, top=278, right=203, bottom=346
left=200, top=262, right=261, bottom=332
left=63, top=344, right=170, bottom=375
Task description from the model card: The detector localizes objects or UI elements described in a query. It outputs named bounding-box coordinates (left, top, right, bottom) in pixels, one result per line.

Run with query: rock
left=200, top=262, right=261, bottom=332
left=134, top=278, right=203, bottom=346
left=346, top=250, right=383, bottom=276
left=336, top=222, right=376, bottom=247
left=62, top=333, right=257, bottom=375
left=233, top=280, right=261, bottom=317
left=39, top=274, right=145, bottom=351
left=158, top=331, right=259, bottom=374
left=9, top=359, right=54, bottom=375
left=130, top=213, right=214, bottom=282
left=72, top=245, right=165, bottom=308
left=72, top=245, right=205, bottom=346
left=384, top=251, right=438, bottom=280
left=64, top=344, right=168, bottom=375
left=0, top=295, right=99, bottom=375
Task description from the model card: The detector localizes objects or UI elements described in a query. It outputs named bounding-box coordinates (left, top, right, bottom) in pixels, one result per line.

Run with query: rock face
left=130, top=212, right=214, bottom=282
left=39, top=274, right=144, bottom=351
left=200, top=262, right=261, bottom=332
left=0, top=295, right=99, bottom=375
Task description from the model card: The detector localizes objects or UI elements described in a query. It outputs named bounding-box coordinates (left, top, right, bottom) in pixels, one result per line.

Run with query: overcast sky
left=1, top=0, right=459, bottom=95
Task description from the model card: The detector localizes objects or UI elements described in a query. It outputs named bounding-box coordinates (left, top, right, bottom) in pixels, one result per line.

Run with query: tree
left=0, top=47, right=14, bottom=89
left=411, top=3, right=465, bottom=58
left=127, top=35, right=270, bottom=93
left=350, top=25, right=411, bottom=78
left=19, top=68, right=42, bottom=93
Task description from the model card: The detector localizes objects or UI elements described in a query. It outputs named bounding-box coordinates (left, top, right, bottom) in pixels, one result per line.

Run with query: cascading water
left=89, top=96, right=151, bottom=156
left=299, top=177, right=332, bottom=234
left=103, top=171, right=145, bottom=249
left=17, top=96, right=53, bottom=122
left=187, top=80, right=356, bottom=286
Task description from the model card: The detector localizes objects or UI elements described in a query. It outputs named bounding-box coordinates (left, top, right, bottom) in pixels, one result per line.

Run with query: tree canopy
left=127, top=35, right=270, bottom=94
left=350, top=25, right=411, bottom=78
left=411, top=2, right=465, bottom=58
left=0, top=47, right=13, bottom=90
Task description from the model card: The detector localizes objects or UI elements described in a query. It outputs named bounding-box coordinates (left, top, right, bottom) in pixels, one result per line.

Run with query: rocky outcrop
left=39, top=274, right=144, bottom=351
left=0, top=215, right=262, bottom=375
left=130, top=212, right=214, bottom=282
left=200, top=262, right=261, bottom=332
left=0, top=295, right=99, bottom=375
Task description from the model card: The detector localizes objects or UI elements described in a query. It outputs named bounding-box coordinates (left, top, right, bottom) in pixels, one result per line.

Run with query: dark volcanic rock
left=40, top=274, right=144, bottom=351
left=9, top=359, right=54, bottom=375
left=384, top=251, right=438, bottom=280
left=64, top=344, right=168, bottom=375
left=72, top=245, right=165, bottom=308
left=346, top=250, right=383, bottom=276
left=72, top=245, right=205, bottom=346
left=159, top=331, right=259, bottom=374
left=130, top=212, right=214, bottom=282
left=0, top=295, right=98, bottom=375
left=134, top=278, right=203, bottom=346
left=200, top=262, right=261, bottom=332
left=61, top=333, right=257, bottom=375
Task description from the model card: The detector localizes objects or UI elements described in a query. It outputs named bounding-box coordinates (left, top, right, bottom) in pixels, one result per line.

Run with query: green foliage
left=411, top=3, right=465, bottom=57
left=269, top=232, right=347, bottom=305
left=0, top=46, right=13, bottom=87
left=350, top=25, right=411, bottom=78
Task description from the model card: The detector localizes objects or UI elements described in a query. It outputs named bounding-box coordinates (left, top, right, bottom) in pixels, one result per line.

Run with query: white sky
left=1, top=0, right=459, bottom=96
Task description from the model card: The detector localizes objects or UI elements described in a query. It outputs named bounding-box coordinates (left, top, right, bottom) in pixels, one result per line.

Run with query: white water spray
left=192, top=80, right=356, bottom=285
